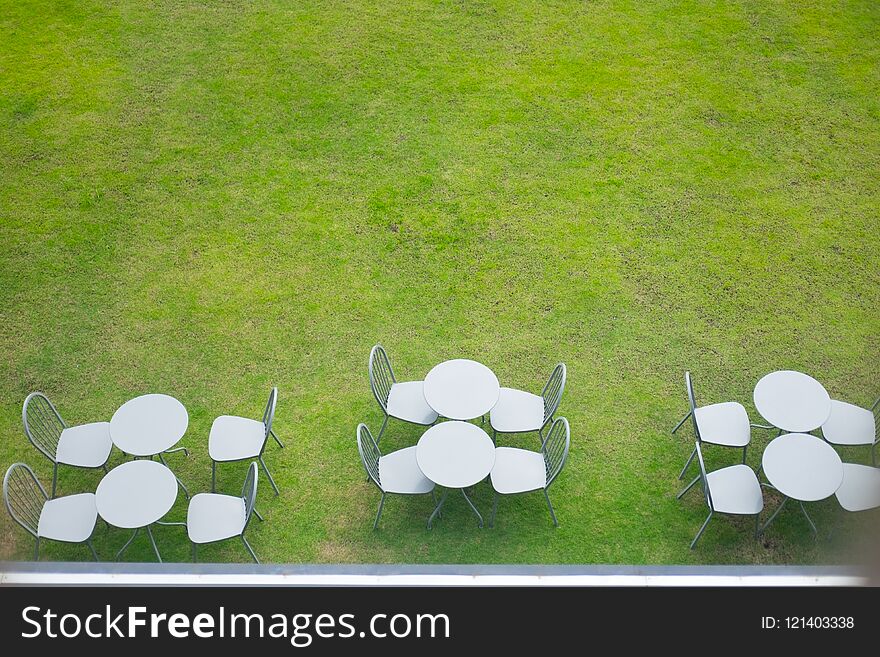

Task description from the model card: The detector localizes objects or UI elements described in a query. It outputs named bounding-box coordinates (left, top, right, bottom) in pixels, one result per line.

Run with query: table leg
left=158, top=453, right=190, bottom=498
left=460, top=488, right=484, bottom=528
left=798, top=501, right=818, bottom=537
left=145, top=525, right=163, bottom=563
left=760, top=496, right=789, bottom=534
left=116, top=528, right=140, bottom=560
left=427, top=490, right=449, bottom=529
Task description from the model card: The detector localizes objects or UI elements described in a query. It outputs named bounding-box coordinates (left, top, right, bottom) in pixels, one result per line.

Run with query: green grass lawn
left=1, top=0, right=878, bottom=565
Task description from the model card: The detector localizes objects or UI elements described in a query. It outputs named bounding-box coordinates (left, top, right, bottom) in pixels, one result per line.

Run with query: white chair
left=682, top=442, right=763, bottom=549
left=674, top=372, right=756, bottom=498
left=187, top=461, right=261, bottom=563
left=209, top=387, right=283, bottom=495
left=23, top=392, right=112, bottom=498
left=835, top=463, right=880, bottom=512
left=489, top=417, right=570, bottom=527
left=369, top=345, right=438, bottom=442
left=490, top=363, right=566, bottom=443
left=3, top=462, right=99, bottom=560
left=822, top=398, right=878, bottom=466
left=356, top=423, right=435, bottom=529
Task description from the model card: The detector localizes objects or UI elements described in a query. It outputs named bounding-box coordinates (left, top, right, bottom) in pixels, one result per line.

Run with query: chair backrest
left=241, top=462, right=259, bottom=531
left=3, top=463, right=48, bottom=538
left=694, top=442, right=714, bottom=512
left=22, top=392, right=66, bottom=463
left=368, top=345, right=395, bottom=411
left=541, top=363, right=567, bottom=426
left=541, top=417, right=570, bottom=488
left=684, top=371, right=702, bottom=442
left=260, top=387, right=278, bottom=453
left=356, top=423, right=382, bottom=490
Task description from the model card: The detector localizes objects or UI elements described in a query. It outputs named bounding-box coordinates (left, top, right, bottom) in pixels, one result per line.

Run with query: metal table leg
left=145, top=525, right=163, bottom=563
left=427, top=490, right=449, bottom=529
left=158, top=453, right=189, bottom=498
left=760, top=496, right=789, bottom=533
left=460, top=488, right=484, bottom=528
left=116, top=528, right=140, bottom=560
left=798, top=501, right=818, bottom=537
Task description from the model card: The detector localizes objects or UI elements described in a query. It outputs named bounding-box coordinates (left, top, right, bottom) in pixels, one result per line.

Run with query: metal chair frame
left=489, top=417, right=571, bottom=528
left=23, top=392, right=110, bottom=498
left=368, top=345, right=435, bottom=442
left=3, top=462, right=98, bottom=561
left=356, top=423, right=437, bottom=530
left=685, top=442, right=761, bottom=549
left=192, top=462, right=262, bottom=564
left=211, top=387, right=283, bottom=496
left=491, top=363, right=567, bottom=444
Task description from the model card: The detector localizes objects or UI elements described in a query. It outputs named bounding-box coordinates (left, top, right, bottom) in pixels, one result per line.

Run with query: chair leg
left=742, top=444, right=748, bottom=464
left=373, top=493, right=386, bottom=530
left=430, top=490, right=441, bottom=518
left=271, top=429, right=284, bottom=449
left=672, top=411, right=692, bottom=434
left=543, top=489, right=558, bottom=527
left=690, top=511, right=713, bottom=549
left=102, top=463, right=109, bottom=474
left=259, top=456, right=280, bottom=495
left=51, top=463, right=58, bottom=498
left=678, top=445, right=697, bottom=480
left=34, top=538, right=40, bottom=561
left=211, top=461, right=217, bottom=492
left=86, top=539, right=99, bottom=561
left=377, top=414, right=389, bottom=443
left=192, top=542, right=197, bottom=562
left=677, top=474, right=700, bottom=499
left=241, top=536, right=260, bottom=564
left=489, top=492, right=499, bottom=527
left=491, top=428, right=497, bottom=444
left=254, top=508, right=264, bottom=522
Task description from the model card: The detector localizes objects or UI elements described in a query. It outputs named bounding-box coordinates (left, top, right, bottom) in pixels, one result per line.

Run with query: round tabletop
left=753, top=370, right=831, bottom=433
left=110, top=393, right=189, bottom=456
left=762, top=433, right=843, bottom=502
left=416, top=421, right=495, bottom=488
left=95, top=460, right=178, bottom=529
left=423, top=359, right=500, bottom=420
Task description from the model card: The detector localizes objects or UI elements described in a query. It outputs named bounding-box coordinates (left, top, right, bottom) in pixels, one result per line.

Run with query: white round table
left=423, top=359, right=501, bottom=421
left=416, top=421, right=495, bottom=528
left=111, top=393, right=189, bottom=456
left=753, top=371, right=831, bottom=433
left=111, top=393, right=190, bottom=497
left=761, top=433, right=843, bottom=536
left=96, top=460, right=179, bottom=562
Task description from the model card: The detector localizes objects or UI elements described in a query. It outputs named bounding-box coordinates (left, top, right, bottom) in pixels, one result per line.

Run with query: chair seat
left=706, top=465, right=763, bottom=515
left=378, top=446, right=434, bottom=494
left=56, top=422, right=112, bottom=467
left=490, top=447, right=547, bottom=494
left=490, top=388, right=545, bottom=433
left=208, top=416, right=266, bottom=462
left=822, top=400, right=876, bottom=447
left=835, top=464, right=880, bottom=512
left=187, top=493, right=247, bottom=543
left=695, top=402, right=750, bottom=448
left=387, top=381, right=438, bottom=425
left=38, top=493, right=97, bottom=542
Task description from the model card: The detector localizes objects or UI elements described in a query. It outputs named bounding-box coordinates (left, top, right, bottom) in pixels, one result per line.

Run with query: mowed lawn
left=1, top=0, right=878, bottom=565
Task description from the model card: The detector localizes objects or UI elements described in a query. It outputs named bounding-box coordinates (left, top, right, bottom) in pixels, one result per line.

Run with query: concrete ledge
left=0, top=562, right=867, bottom=586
